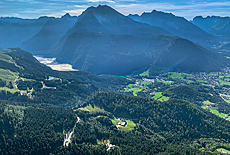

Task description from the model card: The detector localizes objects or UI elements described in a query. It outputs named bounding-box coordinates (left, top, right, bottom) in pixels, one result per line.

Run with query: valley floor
left=34, top=55, right=78, bottom=71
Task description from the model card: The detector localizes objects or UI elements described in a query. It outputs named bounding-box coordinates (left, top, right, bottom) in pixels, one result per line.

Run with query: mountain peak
left=96, top=4, right=113, bottom=10
left=61, top=13, right=71, bottom=19
left=83, top=4, right=120, bottom=16
left=128, top=14, right=139, bottom=17
left=148, top=10, right=175, bottom=17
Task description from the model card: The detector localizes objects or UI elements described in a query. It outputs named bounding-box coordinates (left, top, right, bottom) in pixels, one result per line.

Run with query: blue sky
left=0, top=0, right=230, bottom=20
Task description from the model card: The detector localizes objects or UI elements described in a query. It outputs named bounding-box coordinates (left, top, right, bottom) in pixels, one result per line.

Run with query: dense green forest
left=1, top=48, right=230, bottom=154
left=86, top=92, right=230, bottom=142
left=0, top=100, right=209, bottom=155
left=2, top=92, right=230, bottom=154
left=0, top=101, right=76, bottom=154
left=163, top=85, right=230, bottom=113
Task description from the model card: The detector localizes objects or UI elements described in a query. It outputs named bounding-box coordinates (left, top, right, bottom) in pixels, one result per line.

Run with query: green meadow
left=152, top=92, right=163, bottom=100
left=79, top=104, right=105, bottom=113
left=0, top=87, right=19, bottom=93
left=209, top=107, right=227, bottom=118
left=202, top=100, right=212, bottom=105
left=0, top=69, right=18, bottom=84
left=139, top=70, right=149, bottom=77
left=216, top=148, right=230, bottom=154
left=118, top=120, right=136, bottom=131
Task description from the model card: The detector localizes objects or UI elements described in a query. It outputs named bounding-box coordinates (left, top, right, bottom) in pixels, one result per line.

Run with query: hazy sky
left=0, top=0, right=230, bottom=20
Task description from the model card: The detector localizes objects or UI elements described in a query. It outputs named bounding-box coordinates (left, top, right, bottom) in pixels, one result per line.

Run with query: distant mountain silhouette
left=48, top=5, right=228, bottom=75
left=152, top=38, right=229, bottom=72
left=49, top=5, right=173, bottom=75
left=0, top=16, right=52, bottom=49
left=0, top=5, right=229, bottom=75
left=63, top=5, right=171, bottom=38
left=20, top=14, right=78, bottom=52
left=128, top=10, right=217, bottom=47
left=192, top=16, right=230, bottom=41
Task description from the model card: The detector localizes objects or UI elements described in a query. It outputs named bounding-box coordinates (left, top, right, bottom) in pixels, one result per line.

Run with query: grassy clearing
left=203, top=100, right=212, bottom=105
left=197, top=80, right=207, bottom=83
left=152, top=92, right=163, bottom=100
left=202, top=106, right=208, bottom=109
left=0, top=87, right=19, bottom=93
left=111, top=118, right=137, bottom=131
left=111, top=118, right=120, bottom=126
left=139, top=70, right=149, bottom=77
left=158, top=96, right=169, bottom=102
left=227, top=117, right=230, bottom=121
left=209, top=107, right=227, bottom=118
left=169, top=72, right=184, bottom=79
left=97, top=115, right=107, bottom=118
left=182, top=73, right=193, bottom=76
left=185, top=79, right=194, bottom=83
left=79, top=104, right=105, bottom=113
left=0, top=69, right=18, bottom=84
left=186, top=80, right=194, bottom=83
left=0, top=54, right=13, bottom=63
left=219, top=113, right=227, bottom=118
left=141, top=81, right=152, bottom=86
left=156, top=79, right=171, bottom=84
left=125, top=82, right=148, bottom=95
left=208, top=74, right=218, bottom=76
left=216, top=148, right=230, bottom=154
left=119, top=120, right=136, bottom=131
left=127, top=84, right=133, bottom=88
left=86, top=104, right=105, bottom=112
left=78, top=108, right=90, bottom=112
left=130, top=87, right=143, bottom=92
left=124, top=88, right=129, bottom=92
left=219, top=80, right=230, bottom=85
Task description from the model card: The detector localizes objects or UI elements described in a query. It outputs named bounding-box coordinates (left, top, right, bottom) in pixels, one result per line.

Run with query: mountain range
left=1, top=5, right=230, bottom=75
left=0, top=16, right=50, bottom=49
left=50, top=5, right=229, bottom=75
left=192, top=16, right=230, bottom=41
left=20, top=13, right=78, bottom=52
left=128, top=10, right=216, bottom=47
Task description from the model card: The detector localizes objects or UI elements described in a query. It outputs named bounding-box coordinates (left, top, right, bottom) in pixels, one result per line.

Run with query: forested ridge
left=0, top=101, right=76, bottom=155
left=1, top=49, right=230, bottom=154
left=86, top=92, right=230, bottom=142
left=2, top=92, right=230, bottom=154
left=0, top=48, right=131, bottom=105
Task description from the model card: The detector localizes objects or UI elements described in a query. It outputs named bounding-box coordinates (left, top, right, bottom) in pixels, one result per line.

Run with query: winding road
left=63, top=117, right=80, bottom=147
